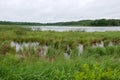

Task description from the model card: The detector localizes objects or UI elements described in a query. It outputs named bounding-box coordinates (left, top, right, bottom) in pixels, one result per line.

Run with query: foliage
left=0, top=41, right=11, bottom=55
left=0, top=25, right=120, bottom=80
left=45, top=19, right=120, bottom=26
left=0, top=19, right=120, bottom=26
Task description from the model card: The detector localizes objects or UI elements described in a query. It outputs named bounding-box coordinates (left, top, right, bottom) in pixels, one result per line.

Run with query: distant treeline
left=0, top=19, right=120, bottom=26
left=0, top=21, right=43, bottom=26
left=46, top=19, right=120, bottom=26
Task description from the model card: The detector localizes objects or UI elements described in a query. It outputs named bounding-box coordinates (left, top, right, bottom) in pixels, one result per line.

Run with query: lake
left=29, top=26, right=120, bottom=32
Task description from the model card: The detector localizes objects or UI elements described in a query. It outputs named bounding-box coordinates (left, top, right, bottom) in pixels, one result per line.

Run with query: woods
left=1, top=19, right=120, bottom=26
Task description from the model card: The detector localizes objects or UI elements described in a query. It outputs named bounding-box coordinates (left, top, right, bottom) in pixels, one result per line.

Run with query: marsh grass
left=0, top=25, right=120, bottom=80
left=0, top=52, right=120, bottom=80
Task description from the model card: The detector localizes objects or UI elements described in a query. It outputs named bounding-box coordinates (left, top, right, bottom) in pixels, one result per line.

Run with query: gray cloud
left=0, top=0, right=120, bottom=22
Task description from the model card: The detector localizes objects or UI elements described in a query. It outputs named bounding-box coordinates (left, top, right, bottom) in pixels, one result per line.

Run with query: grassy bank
left=0, top=25, right=120, bottom=80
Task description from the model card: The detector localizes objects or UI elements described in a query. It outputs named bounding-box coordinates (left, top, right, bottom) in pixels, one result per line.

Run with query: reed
left=0, top=25, right=120, bottom=80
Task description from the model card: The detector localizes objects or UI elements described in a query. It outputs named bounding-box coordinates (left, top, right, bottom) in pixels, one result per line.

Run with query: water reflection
left=29, top=26, right=120, bottom=32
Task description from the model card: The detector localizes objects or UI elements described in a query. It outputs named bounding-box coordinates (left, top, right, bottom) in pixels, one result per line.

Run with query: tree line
left=0, top=21, right=43, bottom=26
left=0, top=19, right=120, bottom=26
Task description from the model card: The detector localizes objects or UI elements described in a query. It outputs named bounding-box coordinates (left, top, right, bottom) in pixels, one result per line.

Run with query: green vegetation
left=0, top=25, right=120, bottom=80
left=0, top=21, right=43, bottom=26
left=47, top=19, right=120, bottom=26
left=1, top=19, right=120, bottom=26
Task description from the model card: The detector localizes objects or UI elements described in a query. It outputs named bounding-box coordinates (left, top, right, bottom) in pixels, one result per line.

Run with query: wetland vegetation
left=0, top=25, right=120, bottom=80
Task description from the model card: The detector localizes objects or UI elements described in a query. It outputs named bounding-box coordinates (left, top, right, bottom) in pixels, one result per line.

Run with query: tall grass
left=0, top=25, right=120, bottom=80
left=0, top=50, right=120, bottom=80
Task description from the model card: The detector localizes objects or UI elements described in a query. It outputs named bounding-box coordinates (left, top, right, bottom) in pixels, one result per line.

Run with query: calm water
left=29, top=26, right=120, bottom=32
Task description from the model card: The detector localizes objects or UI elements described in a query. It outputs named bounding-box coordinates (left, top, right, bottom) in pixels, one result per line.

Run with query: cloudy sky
left=0, top=0, right=120, bottom=22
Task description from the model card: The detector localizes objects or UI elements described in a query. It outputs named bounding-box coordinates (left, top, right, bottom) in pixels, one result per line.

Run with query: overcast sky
left=0, top=0, right=120, bottom=22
